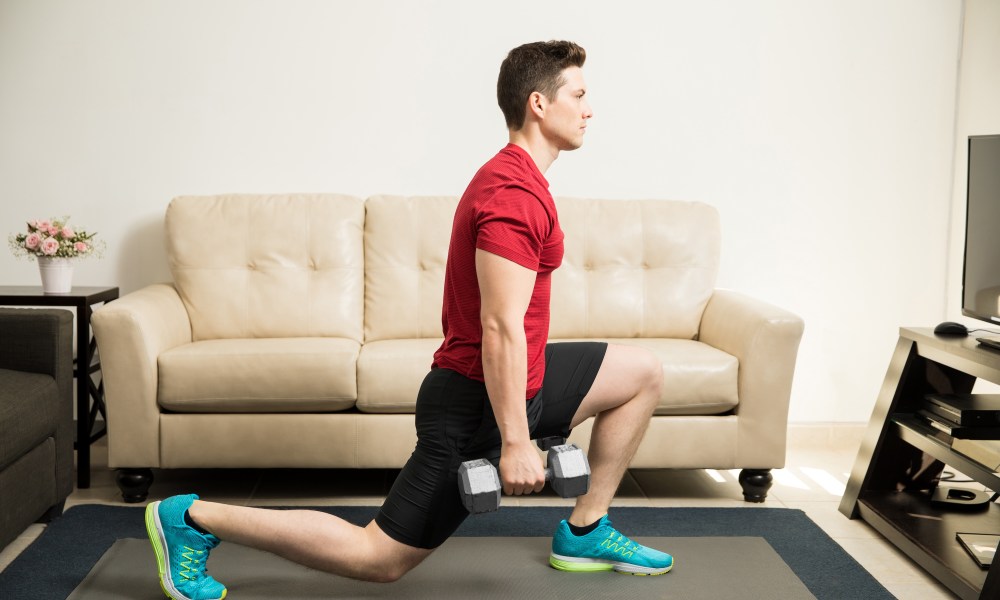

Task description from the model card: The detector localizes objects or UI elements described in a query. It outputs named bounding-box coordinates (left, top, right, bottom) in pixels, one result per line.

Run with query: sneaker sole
left=145, top=501, right=180, bottom=599
left=549, top=553, right=673, bottom=576
left=145, top=502, right=228, bottom=600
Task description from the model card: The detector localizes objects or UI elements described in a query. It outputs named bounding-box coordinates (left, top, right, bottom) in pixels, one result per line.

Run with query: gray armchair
left=0, top=308, right=74, bottom=551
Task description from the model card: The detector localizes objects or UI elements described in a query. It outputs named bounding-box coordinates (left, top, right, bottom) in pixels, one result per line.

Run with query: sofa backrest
left=551, top=198, right=720, bottom=340
left=363, top=196, right=720, bottom=342
left=364, top=195, right=457, bottom=342
left=166, top=194, right=365, bottom=342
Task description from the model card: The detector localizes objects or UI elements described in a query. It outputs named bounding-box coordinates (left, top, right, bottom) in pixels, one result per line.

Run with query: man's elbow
left=480, top=314, right=503, bottom=335
left=480, top=313, right=521, bottom=341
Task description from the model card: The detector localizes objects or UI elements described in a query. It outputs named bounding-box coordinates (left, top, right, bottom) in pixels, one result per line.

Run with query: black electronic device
left=934, top=321, right=969, bottom=336
left=962, top=135, right=1000, bottom=327
left=977, top=337, right=1000, bottom=352
left=918, top=409, right=1000, bottom=440
left=924, top=394, right=1000, bottom=426
left=931, top=487, right=994, bottom=510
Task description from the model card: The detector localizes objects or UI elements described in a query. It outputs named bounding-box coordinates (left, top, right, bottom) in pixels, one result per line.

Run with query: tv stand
left=841, top=328, right=1000, bottom=599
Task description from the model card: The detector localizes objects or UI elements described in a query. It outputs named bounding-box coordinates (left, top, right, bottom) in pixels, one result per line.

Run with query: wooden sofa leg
left=116, top=468, right=154, bottom=503
left=739, top=469, right=773, bottom=503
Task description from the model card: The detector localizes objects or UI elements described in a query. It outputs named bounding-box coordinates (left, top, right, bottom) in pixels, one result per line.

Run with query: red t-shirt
left=432, top=144, right=564, bottom=398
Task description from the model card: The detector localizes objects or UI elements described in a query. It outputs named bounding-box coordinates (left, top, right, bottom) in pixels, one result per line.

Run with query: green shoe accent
left=145, top=503, right=171, bottom=594
left=549, top=555, right=614, bottom=572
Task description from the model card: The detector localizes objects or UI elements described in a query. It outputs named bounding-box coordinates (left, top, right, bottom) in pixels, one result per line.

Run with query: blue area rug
left=0, top=505, right=892, bottom=599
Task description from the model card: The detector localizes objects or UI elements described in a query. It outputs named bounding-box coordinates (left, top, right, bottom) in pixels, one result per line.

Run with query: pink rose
left=35, top=219, right=51, bottom=231
left=47, top=226, right=59, bottom=236
left=40, top=237, right=59, bottom=255
left=62, top=226, right=75, bottom=238
left=24, top=232, right=42, bottom=249
left=74, top=241, right=88, bottom=253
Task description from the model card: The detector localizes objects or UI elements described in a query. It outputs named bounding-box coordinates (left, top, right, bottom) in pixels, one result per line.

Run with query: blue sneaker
left=145, top=494, right=228, bottom=600
left=550, top=515, right=673, bottom=576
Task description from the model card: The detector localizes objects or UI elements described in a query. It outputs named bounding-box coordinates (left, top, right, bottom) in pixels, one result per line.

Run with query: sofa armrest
left=92, top=283, right=192, bottom=468
left=0, top=308, right=75, bottom=499
left=699, top=289, right=804, bottom=467
left=0, top=308, right=74, bottom=379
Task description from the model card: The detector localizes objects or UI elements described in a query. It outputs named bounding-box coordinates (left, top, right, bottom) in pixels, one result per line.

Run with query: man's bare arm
left=476, top=249, right=545, bottom=495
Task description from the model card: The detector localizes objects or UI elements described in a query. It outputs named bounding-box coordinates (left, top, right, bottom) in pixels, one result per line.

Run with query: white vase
left=37, top=256, right=74, bottom=294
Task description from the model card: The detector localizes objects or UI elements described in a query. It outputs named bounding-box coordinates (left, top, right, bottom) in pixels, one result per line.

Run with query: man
left=145, top=40, right=672, bottom=600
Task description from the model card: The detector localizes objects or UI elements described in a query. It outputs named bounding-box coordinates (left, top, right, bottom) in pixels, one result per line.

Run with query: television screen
left=963, top=135, right=1000, bottom=324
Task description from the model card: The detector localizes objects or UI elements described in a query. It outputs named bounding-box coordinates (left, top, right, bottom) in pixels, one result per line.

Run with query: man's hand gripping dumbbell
left=457, top=443, right=591, bottom=514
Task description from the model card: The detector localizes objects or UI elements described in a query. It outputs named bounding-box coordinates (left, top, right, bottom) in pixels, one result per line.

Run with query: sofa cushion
left=0, top=437, right=56, bottom=551
left=0, top=368, right=58, bottom=470
left=551, top=199, right=720, bottom=341
left=355, top=338, right=737, bottom=416
left=356, top=338, right=443, bottom=413
left=364, top=195, right=458, bottom=342
left=166, top=194, right=365, bottom=342
left=596, top=339, right=739, bottom=415
left=158, top=338, right=360, bottom=412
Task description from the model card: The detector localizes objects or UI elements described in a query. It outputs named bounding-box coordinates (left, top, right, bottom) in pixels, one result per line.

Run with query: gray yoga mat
left=69, top=536, right=816, bottom=599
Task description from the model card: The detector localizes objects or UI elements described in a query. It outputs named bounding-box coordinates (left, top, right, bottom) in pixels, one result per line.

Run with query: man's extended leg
left=146, top=494, right=433, bottom=600
left=188, top=501, right=432, bottom=582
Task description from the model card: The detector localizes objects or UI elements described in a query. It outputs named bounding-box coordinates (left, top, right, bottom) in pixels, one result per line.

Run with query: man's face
left=540, top=66, right=593, bottom=151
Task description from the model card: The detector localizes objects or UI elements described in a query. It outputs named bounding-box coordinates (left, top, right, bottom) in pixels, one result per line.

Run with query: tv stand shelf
left=840, top=328, right=1000, bottom=600
left=891, top=415, right=1000, bottom=491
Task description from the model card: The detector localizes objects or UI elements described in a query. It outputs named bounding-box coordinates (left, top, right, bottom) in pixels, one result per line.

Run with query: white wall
left=947, top=0, right=1000, bottom=326
left=946, top=0, right=1000, bottom=393
left=0, top=0, right=966, bottom=422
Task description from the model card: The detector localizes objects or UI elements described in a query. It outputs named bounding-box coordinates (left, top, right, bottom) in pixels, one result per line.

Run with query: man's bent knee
left=640, top=349, right=663, bottom=396
left=632, top=350, right=663, bottom=417
left=369, top=549, right=432, bottom=583
left=355, top=521, right=433, bottom=583
left=367, top=564, right=408, bottom=584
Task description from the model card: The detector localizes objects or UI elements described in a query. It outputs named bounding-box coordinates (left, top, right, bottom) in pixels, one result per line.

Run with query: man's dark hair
left=497, top=40, right=587, bottom=131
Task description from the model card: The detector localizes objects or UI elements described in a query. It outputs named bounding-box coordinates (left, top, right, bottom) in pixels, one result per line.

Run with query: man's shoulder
left=474, top=145, right=527, bottom=180
left=460, top=145, right=553, bottom=220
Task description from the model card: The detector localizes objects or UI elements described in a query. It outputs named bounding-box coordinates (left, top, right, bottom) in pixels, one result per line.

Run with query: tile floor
left=0, top=424, right=964, bottom=598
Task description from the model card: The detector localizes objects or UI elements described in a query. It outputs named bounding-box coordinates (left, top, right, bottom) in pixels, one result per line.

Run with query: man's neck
left=508, top=129, right=558, bottom=174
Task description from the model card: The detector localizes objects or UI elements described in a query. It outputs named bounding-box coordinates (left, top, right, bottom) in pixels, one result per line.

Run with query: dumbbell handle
left=489, top=466, right=551, bottom=485
left=504, top=448, right=587, bottom=492
left=459, top=444, right=589, bottom=514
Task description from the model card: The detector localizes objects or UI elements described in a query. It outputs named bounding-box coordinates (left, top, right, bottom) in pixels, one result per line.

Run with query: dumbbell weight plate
left=547, top=444, right=591, bottom=498
left=457, top=458, right=501, bottom=514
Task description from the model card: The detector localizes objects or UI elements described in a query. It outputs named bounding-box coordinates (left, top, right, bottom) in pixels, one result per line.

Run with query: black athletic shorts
left=374, top=341, right=608, bottom=549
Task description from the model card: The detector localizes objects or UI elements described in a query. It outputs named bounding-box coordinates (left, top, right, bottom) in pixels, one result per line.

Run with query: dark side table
left=0, top=285, right=119, bottom=488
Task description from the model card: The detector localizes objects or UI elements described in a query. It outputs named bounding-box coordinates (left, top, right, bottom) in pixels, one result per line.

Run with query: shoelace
left=179, top=546, right=207, bottom=582
left=601, top=531, right=641, bottom=557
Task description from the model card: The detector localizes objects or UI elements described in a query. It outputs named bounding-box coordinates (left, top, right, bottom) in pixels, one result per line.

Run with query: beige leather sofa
left=92, top=194, right=804, bottom=503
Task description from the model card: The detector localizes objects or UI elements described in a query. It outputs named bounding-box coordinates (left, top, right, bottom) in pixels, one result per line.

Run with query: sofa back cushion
left=364, top=195, right=458, bottom=342
left=167, top=194, right=365, bottom=341
left=551, top=198, right=720, bottom=340
left=363, top=196, right=719, bottom=342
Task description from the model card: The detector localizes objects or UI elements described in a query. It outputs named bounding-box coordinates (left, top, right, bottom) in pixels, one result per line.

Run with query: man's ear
left=526, top=91, right=546, bottom=121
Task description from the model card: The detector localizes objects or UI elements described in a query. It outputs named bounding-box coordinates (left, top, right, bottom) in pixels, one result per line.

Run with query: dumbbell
left=457, top=443, right=591, bottom=514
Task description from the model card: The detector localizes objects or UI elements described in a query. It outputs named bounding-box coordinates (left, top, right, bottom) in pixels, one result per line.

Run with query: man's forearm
left=480, top=324, right=531, bottom=446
